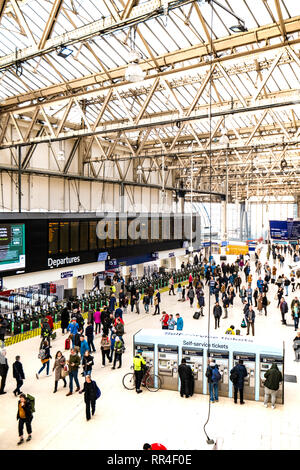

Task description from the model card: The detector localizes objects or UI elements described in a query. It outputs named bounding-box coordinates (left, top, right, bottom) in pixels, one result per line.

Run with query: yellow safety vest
left=225, top=328, right=235, bottom=335
left=133, top=355, right=146, bottom=371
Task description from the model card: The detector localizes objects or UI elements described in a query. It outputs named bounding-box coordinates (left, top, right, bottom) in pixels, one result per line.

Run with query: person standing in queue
left=178, top=358, right=194, bottom=398
left=263, top=362, right=283, bottom=410
left=160, top=311, right=169, bottom=330
left=153, top=290, right=161, bottom=315
left=133, top=349, right=146, bottom=394
left=230, top=359, right=248, bottom=405
left=17, top=393, right=33, bottom=445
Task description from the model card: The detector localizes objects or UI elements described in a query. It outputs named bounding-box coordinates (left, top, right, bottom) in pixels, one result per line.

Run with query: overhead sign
left=97, top=252, right=108, bottom=261
left=60, top=271, right=73, bottom=279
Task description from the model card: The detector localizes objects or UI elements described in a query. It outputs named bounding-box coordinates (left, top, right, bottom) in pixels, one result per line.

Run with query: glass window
left=96, top=220, right=106, bottom=250
left=59, top=222, right=69, bottom=253
left=48, top=222, right=59, bottom=254
left=80, top=221, right=88, bottom=252
left=70, top=221, right=79, bottom=252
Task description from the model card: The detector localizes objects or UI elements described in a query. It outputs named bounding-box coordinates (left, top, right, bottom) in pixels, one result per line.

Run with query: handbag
left=241, top=318, right=247, bottom=328
left=61, top=365, right=69, bottom=378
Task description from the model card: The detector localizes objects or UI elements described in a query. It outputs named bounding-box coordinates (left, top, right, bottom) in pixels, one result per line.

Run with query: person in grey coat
left=52, top=351, right=67, bottom=393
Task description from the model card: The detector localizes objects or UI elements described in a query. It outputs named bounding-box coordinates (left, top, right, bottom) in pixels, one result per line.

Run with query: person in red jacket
left=160, top=311, right=169, bottom=330
left=143, top=443, right=167, bottom=450
left=45, top=315, right=54, bottom=331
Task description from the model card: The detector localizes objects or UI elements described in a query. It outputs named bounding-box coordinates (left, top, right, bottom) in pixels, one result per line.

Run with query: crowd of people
left=0, top=240, right=300, bottom=447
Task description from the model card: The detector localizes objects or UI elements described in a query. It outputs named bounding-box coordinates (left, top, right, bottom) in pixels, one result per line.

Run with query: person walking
left=81, top=350, right=94, bottom=378
left=206, top=359, right=221, bottom=403
left=133, top=349, right=146, bottom=394
left=168, top=276, right=175, bottom=296
left=230, top=359, right=248, bottom=405
left=177, top=283, right=182, bottom=301
left=93, top=309, right=101, bottom=335
left=153, top=290, right=161, bottom=315
left=13, top=356, right=25, bottom=396
left=262, top=293, right=268, bottom=316
left=100, top=333, right=111, bottom=367
left=187, top=286, right=195, bottom=307
left=83, top=375, right=98, bottom=421
left=79, top=335, right=90, bottom=361
left=178, top=359, right=194, bottom=398
left=85, top=321, right=96, bottom=353
left=292, top=302, right=299, bottom=331
left=17, top=393, right=33, bottom=445
left=40, top=319, right=52, bottom=348
left=53, top=351, right=67, bottom=393
left=0, top=315, right=8, bottom=345
left=66, top=348, right=81, bottom=396
left=222, top=294, right=229, bottom=319
left=61, top=306, right=70, bottom=335
left=245, top=306, right=255, bottom=336
left=0, top=349, right=9, bottom=394
left=213, top=302, right=222, bottom=330
left=111, top=336, right=123, bottom=369
left=263, top=362, right=283, bottom=409
left=143, top=293, right=150, bottom=313
left=67, top=318, right=80, bottom=349
left=257, top=293, right=263, bottom=314
left=36, top=339, right=51, bottom=379
left=293, top=332, right=300, bottom=361
left=279, top=297, right=288, bottom=325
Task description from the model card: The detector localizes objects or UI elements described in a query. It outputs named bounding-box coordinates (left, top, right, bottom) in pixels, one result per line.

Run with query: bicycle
left=122, top=366, right=162, bottom=392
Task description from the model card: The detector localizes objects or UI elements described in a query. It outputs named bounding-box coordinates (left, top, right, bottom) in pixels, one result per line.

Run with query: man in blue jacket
left=80, top=335, right=90, bottom=360
left=230, top=359, right=248, bottom=405
left=67, top=318, right=80, bottom=348
left=176, top=314, right=183, bottom=331
left=257, top=277, right=264, bottom=293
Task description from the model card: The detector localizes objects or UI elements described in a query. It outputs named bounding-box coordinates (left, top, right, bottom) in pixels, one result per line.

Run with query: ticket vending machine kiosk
left=181, top=347, right=204, bottom=394
left=134, top=343, right=154, bottom=369
left=233, top=352, right=256, bottom=401
left=207, top=350, right=229, bottom=397
left=158, top=345, right=179, bottom=391
left=259, top=354, right=284, bottom=404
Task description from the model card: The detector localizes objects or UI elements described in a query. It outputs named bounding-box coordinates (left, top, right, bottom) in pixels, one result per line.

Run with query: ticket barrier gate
left=134, top=343, right=154, bottom=370
left=259, top=354, right=284, bottom=404
left=158, top=345, right=179, bottom=391
left=181, top=347, right=203, bottom=394
left=207, top=350, right=229, bottom=397
left=233, top=352, right=256, bottom=401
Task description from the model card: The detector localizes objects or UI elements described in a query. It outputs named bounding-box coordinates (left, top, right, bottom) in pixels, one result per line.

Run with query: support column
left=84, top=273, right=94, bottom=292
left=220, top=200, right=227, bottom=242
left=68, top=277, right=77, bottom=289
left=136, top=263, right=144, bottom=278
left=296, top=195, right=300, bottom=218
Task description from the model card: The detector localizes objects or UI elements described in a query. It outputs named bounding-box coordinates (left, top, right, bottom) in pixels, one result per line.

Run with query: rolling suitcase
left=193, top=311, right=201, bottom=320
left=65, top=338, right=70, bottom=350
left=236, top=329, right=241, bottom=335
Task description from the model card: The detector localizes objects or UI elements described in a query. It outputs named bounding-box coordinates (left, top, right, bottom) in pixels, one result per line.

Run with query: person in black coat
left=83, top=375, right=97, bottom=421
left=213, top=302, right=222, bottom=329
left=17, top=393, right=33, bottom=445
left=13, top=356, right=25, bottom=396
left=230, top=359, right=248, bottom=405
left=60, top=307, right=70, bottom=335
left=178, top=359, right=194, bottom=398
left=0, top=315, right=8, bottom=343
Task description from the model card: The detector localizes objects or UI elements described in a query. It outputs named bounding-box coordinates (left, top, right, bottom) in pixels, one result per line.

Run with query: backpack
left=27, top=394, right=35, bottom=413
left=230, top=368, right=239, bottom=385
left=94, top=382, right=101, bottom=400
left=38, top=349, right=46, bottom=360
left=211, top=367, right=221, bottom=383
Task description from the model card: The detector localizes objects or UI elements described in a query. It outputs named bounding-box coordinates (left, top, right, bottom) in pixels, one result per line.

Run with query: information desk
left=133, top=329, right=284, bottom=403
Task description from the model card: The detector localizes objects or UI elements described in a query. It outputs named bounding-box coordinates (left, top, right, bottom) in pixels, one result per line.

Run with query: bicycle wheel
left=122, top=373, right=135, bottom=390
left=145, top=374, right=162, bottom=392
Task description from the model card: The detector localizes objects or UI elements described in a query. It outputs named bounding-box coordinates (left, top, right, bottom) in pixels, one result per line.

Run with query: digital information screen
left=0, top=224, right=25, bottom=272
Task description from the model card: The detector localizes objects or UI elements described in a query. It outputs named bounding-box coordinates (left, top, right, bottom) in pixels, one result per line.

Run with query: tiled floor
left=0, top=247, right=299, bottom=450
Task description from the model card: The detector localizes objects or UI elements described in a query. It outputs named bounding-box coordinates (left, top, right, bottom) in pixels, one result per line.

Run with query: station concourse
left=0, top=0, right=299, bottom=453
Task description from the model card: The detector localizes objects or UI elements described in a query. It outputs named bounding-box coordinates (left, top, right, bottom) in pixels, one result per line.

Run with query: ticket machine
left=158, top=345, right=179, bottom=391
left=259, top=354, right=284, bottom=404
left=181, top=347, right=204, bottom=394
left=134, top=343, right=154, bottom=369
left=233, top=352, right=256, bottom=401
left=207, top=350, right=229, bottom=397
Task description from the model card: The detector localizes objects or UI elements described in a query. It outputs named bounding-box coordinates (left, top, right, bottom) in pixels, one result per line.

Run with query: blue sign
left=98, top=252, right=108, bottom=261
left=269, top=220, right=288, bottom=240
left=107, top=259, right=119, bottom=268
left=169, top=252, right=175, bottom=257
left=152, top=252, right=159, bottom=260
left=61, top=271, right=73, bottom=279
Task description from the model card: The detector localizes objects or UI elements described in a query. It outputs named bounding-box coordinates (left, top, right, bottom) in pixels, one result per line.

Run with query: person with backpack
left=36, top=339, right=51, bottom=379
left=230, top=359, right=248, bottom=405
left=40, top=319, right=52, bottom=347
left=225, top=325, right=235, bottom=335
left=17, top=393, right=33, bottom=445
left=206, top=359, right=221, bottom=403
left=111, top=336, right=124, bottom=369
left=263, top=362, right=283, bottom=409
left=83, top=375, right=99, bottom=421
left=13, top=356, right=25, bottom=396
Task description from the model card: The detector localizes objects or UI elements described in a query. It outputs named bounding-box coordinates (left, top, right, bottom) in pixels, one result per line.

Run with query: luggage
left=27, top=394, right=35, bottom=413
left=51, top=331, right=56, bottom=340
left=236, top=329, right=241, bottom=335
left=65, top=338, right=70, bottom=350
left=193, top=312, right=201, bottom=320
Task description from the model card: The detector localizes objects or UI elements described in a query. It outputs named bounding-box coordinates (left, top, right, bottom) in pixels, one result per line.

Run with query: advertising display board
left=0, top=224, right=25, bottom=272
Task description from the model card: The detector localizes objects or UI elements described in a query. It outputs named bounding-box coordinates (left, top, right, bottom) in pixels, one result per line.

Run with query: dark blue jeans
left=209, top=383, right=219, bottom=402
left=69, top=370, right=80, bottom=392
left=38, top=361, right=50, bottom=375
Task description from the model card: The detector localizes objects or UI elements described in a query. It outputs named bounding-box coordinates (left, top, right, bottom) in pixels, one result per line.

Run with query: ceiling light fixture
left=57, top=46, right=73, bottom=59
left=229, top=21, right=248, bottom=33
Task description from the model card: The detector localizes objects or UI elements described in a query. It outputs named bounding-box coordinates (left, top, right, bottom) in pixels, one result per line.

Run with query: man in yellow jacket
left=225, top=325, right=235, bottom=335
left=133, top=349, right=146, bottom=394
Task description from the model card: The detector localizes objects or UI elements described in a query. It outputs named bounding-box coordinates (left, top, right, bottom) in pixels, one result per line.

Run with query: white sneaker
left=264, top=403, right=268, bottom=408
left=101, top=365, right=105, bottom=368
left=271, top=405, right=275, bottom=410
